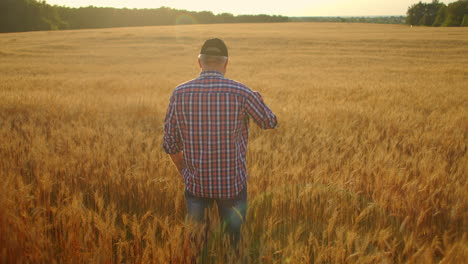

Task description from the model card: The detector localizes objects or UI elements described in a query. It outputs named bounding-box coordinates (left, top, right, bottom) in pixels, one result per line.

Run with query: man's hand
left=169, top=151, right=185, bottom=175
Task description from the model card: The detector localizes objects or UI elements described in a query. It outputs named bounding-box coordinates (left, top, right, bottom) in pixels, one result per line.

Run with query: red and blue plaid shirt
left=163, top=71, right=277, bottom=199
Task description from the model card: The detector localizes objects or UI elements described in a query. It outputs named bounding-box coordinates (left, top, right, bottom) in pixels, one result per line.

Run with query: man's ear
left=224, top=58, right=229, bottom=69
left=198, top=58, right=202, bottom=69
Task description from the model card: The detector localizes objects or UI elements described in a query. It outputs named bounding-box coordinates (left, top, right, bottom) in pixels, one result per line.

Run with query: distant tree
left=462, top=14, right=468, bottom=26
left=443, top=0, right=468, bottom=26
left=406, top=0, right=467, bottom=27
left=216, top=13, right=235, bottom=23
left=0, top=0, right=65, bottom=32
left=196, top=11, right=216, bottom=24
left=433, top=4, right=448, bottom=26
left=289, top=16, right=405, bottom=24
left=0, top=0, right=289, bottom=33
left=406, top=0, right=444, bottom=26
left=407, top=2, right=425, bottom=25
left=422, top=0, right=444, bottom=26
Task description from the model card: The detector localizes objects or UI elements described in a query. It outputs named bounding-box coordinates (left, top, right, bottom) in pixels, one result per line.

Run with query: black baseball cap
left=200, top=38, right=228, bottom=57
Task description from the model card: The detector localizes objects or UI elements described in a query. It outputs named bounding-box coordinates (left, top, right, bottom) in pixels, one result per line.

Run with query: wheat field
left=0, top=22, right=467, bottom=263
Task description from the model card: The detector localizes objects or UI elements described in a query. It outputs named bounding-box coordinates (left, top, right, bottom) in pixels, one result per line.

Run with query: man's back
left=163, top=70, right=277, bottom=199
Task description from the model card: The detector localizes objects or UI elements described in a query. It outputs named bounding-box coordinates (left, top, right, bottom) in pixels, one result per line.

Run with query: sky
left=44, top=0, right=459, bottom=17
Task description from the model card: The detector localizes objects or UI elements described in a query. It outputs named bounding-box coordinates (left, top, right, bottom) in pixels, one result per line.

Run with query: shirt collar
left=199, top=70, right=224, bottom=78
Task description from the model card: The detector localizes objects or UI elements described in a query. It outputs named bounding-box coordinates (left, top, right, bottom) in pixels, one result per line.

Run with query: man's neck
left=202, top=68, right=225, bottom=75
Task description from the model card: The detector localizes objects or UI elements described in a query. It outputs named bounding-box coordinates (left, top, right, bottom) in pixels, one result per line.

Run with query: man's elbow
left=262, top=117, right=278, bottom=129
left=162, top=142, right=183, bottom=155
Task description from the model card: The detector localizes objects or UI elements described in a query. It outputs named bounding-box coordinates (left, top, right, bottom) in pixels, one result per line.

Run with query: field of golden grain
left=0, top=22, right=467, bottom=263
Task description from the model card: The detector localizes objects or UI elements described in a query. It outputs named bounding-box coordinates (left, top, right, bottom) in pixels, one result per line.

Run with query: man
left=163, top=38, right=277, bottom=245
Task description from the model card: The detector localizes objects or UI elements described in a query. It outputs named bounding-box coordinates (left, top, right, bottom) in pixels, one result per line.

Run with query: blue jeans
left=185, top=186, right=247, bottom=245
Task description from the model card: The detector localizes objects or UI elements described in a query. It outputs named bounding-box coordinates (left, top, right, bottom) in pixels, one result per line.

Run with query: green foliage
left=462, top=14, right=468, bottom=26
left=0, top=0, right=65, bottom=32
left=406, top=1, right=445, bottom=26
left=406, top=2, right=426, bottom=25
left=432, top=5, right=448, bottom=26
left=290, top=16, right=405, bottom=24
left=0, top=0, right=288, bottom=33
left=442, top=0, right=468, bottom=26
left=3, top=0, right=466, bottom=32
left=407, top=0, right=468, bottom=27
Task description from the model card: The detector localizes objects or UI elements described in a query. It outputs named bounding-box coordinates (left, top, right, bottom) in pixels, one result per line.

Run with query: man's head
left=198, top=38, right=229, bottom=74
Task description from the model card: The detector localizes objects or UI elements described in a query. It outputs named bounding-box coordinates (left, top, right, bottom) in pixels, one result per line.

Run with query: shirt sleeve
left=163, top=94, right=183, bottom=154
left=245, top=91, right=278, bottom=129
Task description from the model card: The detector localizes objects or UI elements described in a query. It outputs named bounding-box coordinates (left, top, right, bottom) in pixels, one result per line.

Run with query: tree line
left=290, top=16, right=406, bottom=24
left=406, top=0, right=468, bottom=26
left=0, top=0, right=288, bottom=33
left=3, top=0, right=466, bottom=33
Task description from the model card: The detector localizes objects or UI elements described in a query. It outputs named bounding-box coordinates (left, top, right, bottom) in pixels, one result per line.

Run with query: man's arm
left=163, top=94, right=185, bottom=174
left=245, top=91, right=278, bottom=129
left=169, top=151, right=185, bottom=175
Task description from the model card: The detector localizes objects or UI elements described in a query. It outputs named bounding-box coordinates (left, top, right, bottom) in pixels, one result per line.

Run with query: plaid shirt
left=163, top=71, right=277, bottom=199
